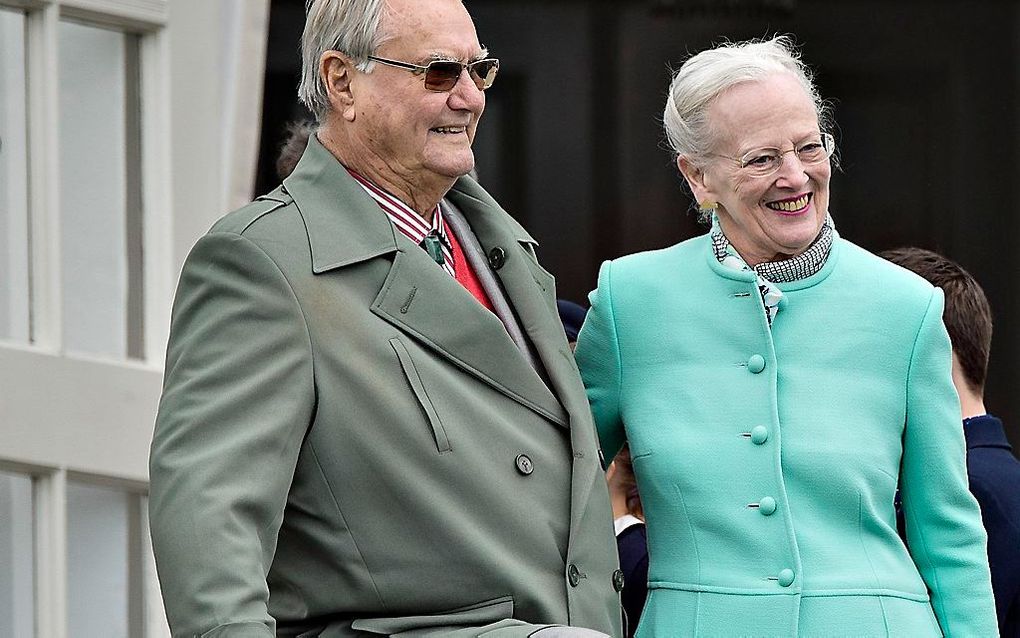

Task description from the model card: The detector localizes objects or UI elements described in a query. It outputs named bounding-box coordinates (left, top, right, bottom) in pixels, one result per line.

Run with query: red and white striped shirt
left=345, top=168, right=495, bottom=312
left=346, top=168, right=455, bottom=277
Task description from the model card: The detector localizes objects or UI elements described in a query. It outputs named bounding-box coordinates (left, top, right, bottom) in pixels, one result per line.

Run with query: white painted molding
left=220, top=0, right=270, bottom=211
left=141, top=28, right=173, bottom=366
left=34, top=469, right=68, bottom=638
left=0, top=0, right=48, bottom=10
left=60, top=0, right=166, bottom=29
left=142, top=498, right=171, bottom=636
left=26, top=3, right=61, bottom=352
left=0, top=346, right=162, bottom=482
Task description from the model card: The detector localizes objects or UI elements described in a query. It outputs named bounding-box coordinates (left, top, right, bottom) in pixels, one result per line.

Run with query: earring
left=699, top=201, right=717, bottom=213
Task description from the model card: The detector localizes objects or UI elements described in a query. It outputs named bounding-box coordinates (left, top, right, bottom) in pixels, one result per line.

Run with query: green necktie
left=420, top=233, right=445, bottom=266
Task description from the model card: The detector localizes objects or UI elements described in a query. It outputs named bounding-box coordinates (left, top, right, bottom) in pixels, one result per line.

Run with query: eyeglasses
left=711, top=132, right=835, bottom=178
left=367, top=55, right=500, bottom=92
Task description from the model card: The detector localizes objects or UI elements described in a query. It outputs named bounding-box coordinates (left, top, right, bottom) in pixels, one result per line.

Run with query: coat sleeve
left=574, top=260, right=626, bottom=461
left=149, top=232, right=315, bottom=637
left=899, top=287, right=998, bottom=637
left=380, top=622, right=610, bottom=637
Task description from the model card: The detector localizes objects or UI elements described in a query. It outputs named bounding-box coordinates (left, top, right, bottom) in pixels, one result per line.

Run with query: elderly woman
left=574, top=37, right=997, bottom=636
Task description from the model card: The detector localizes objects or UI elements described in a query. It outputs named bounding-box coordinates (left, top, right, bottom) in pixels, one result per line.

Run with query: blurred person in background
left=606, top=444, right=648, bottom=638
left=575, top=35, right=997, bottom=636
left=274, top=119, right=316, bottom=179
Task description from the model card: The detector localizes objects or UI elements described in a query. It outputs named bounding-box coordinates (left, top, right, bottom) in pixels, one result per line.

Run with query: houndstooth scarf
left=711, top=215, right=834, bottom=325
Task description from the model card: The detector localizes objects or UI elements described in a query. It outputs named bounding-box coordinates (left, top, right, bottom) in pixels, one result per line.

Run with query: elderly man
left=148, top=0, right=622, bottom=636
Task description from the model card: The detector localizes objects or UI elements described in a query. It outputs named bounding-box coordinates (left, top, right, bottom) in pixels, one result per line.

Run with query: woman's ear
left=321, top=51, right=357, bottom=121
left=677, top=155, right=715, bottom=209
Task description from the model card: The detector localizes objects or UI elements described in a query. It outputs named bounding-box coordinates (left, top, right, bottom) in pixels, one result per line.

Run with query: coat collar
left=283, top=134, right=401, bottom=273
left=282, top=134, right=604, bottom=544
left=963, top=414, right=1013, bottom=451
left=283, top=134, right=541, bottom=271
left=282, top=134, right=572, bottom=428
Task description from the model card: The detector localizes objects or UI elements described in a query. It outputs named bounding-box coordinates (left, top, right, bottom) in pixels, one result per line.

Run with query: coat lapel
left=447, top=178, right=603, bottom=541
left=371, top=246, right=566, bottom=425
left=447, top=179, right=585, bottom=423
left=283, top=136, right=566, bottom=426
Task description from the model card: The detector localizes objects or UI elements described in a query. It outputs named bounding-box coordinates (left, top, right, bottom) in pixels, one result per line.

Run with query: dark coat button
left=612, top=569, right=625, bottom=592
left=488, top=246, right=507, bottom=270
left=515, top=454, right=534, bottom=475
left=568, top=563, right=581, bottom=587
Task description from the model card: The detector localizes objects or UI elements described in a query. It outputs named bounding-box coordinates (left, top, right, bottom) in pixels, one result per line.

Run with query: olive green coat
left=149, top=137, right=622, bottom=637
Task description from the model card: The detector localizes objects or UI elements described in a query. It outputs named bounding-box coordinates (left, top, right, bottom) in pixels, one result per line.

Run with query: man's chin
left=423, top=152, right=476, bottom=180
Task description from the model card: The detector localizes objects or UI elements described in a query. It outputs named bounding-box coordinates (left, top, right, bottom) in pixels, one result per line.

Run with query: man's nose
left=447, top=68, right=485, bottom=111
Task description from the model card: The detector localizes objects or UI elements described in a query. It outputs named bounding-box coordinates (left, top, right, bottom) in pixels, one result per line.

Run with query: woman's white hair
left=663, top=35, right=831, bottom=165
left=298, top=0, right=389, bottom=122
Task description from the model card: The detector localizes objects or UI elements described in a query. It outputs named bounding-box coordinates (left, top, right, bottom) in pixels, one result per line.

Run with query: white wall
left=168, top=0, right=269, bottom=274
left=0, top=0, right=270, bottom=634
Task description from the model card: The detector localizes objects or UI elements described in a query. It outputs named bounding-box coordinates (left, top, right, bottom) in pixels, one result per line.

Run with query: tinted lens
left=468, top=59, right=499, bottom=89
left=423, top=61, right=463, bottom=91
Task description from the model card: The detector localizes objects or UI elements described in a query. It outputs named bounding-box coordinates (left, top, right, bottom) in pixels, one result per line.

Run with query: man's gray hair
left=663, top=35, right=831, bottom=165
left=298, top=0, right=388, bottom=122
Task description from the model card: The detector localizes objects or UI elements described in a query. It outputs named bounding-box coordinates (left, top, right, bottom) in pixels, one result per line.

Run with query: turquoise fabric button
left=750, top=426, right=769, bottom=445
left=778, top=568, right=795, bottom=587
left=748, top=354, right=766, bottom=373
left=759, top=496, right=777, bottom=516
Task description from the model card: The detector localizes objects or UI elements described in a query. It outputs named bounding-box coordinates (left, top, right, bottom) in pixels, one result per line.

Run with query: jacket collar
left=963, top=414, right=1013, bottom=451
left=283, top=134, right=540, bottom=272
left=283, top=134, right=401, bottom=273
left=282, top=134, right=570, bottom=427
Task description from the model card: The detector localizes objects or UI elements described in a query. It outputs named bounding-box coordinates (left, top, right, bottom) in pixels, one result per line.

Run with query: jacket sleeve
left=899, top=287, right=998, bottom=637
left=574, top=260, right=626, bottom=461
left=149, top=232, right=314, bottom=637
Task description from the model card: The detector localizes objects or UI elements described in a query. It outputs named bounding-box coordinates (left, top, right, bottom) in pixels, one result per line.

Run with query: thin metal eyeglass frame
left=710, top=132, right=836, bottom=177
left=366, top=55, right=499, bottom=91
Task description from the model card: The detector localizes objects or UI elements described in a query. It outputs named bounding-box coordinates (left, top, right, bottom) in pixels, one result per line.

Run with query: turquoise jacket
left=575, top=232, right=997, bottom=637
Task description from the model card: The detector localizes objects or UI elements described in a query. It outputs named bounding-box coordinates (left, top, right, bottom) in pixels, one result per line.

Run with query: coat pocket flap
left=390, top=337, right=452, bottom=453
left=351, top=595, right=514, bottom=635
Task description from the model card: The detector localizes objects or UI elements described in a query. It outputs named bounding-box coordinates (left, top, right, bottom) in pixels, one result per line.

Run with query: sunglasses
left=367, top=55, right=500, bottom=92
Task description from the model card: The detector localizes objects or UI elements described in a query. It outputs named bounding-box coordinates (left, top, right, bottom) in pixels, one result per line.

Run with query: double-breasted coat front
left=149, top=137, right=622, bottom=637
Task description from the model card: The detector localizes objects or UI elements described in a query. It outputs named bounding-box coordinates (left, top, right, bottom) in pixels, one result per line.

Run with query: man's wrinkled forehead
left=377, top=0, right=481, bottom=54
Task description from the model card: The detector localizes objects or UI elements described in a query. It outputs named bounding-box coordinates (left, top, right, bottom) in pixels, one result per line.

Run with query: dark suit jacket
left=149, top=136, right=622, bottom=637
left=616, top=523, right=648, bottom=637
left=965, top=414, right=1020, bottom=638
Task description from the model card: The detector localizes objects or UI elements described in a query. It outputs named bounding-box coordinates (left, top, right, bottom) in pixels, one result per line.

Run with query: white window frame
left=6, top=0, right=173, bottom=364
left=0, top=0, right=171, bottom=636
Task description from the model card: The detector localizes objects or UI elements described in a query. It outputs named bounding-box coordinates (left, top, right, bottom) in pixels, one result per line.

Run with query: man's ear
left=605, top=460, right=619, bottom=483
left=321, top=51, right=357, bottom=122
left=677, top=155, right=715, bottom=209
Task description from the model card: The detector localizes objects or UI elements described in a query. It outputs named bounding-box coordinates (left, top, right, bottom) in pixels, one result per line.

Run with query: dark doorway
left=258, top=0, right=1020, bottom=449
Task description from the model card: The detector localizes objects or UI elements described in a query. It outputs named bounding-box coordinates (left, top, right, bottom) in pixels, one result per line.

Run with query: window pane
left=67, top=482, right=130, bottom=638
left=59, top=22, right=143, bottom=360
left=0, top=471, right=35, bottom=638
left=0, top=8, right=30, bottom=344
